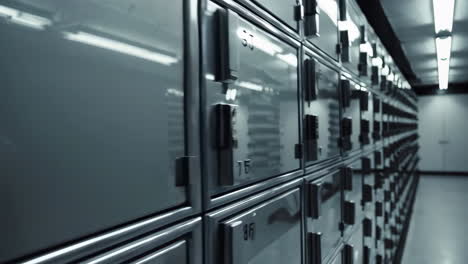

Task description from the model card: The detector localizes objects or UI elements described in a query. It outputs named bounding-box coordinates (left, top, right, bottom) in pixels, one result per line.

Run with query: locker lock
left=343, top=244, right=354, bottom=264
left=304, top=0, right=320, bottom=37
left=363, top=218, right=372, bottom=237
left=308, top=232, right=322, bottom=264
left=308, top=183, right=322, bottom=219
left=343, top=201, right=356, bottom=225
left=304, top=59, right=318, bottom=102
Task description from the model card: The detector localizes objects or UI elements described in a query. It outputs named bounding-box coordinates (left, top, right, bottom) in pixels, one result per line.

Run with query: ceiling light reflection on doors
left=63, top=31, right=178, bottom=66
left=432, top=0, right=455, bottom=33
left=0, top=5, right=51, bottom=30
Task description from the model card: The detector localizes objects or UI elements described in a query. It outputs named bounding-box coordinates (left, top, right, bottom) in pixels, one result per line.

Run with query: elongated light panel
left=436, top=36, right=452, bottom=90
left=433, top=0, right=455, bottom=33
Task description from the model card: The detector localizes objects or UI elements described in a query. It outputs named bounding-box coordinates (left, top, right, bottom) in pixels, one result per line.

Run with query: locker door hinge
left=175, top=156, right=197, bottom=186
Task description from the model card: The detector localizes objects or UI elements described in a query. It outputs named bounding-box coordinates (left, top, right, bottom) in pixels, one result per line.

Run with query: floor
left=402, top=175, right=468, bottom=264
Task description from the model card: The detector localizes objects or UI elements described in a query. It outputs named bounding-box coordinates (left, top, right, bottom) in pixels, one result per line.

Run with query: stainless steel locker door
left=221, top=188, right=302, bottom=264
left=339, top=0, right=362, bottom=76
left=306, top=171, right=342, bottom=263
left=79, top=218, right=202, bottom=264
left=305, top=0, right=340, bottom=60
left=302, top=56, right=341, bottom=165
left=0, top=0, right=200, bottom=262
left=204, top=2, right=300, bottom=195
left=249, top=0, right=299, bottom=31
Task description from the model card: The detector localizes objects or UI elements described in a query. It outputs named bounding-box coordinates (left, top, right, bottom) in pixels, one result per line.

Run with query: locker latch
left=215, top=9, right=240, bottom=83
left=304, top=0, right=320, bottom=37
left=308, top=232, right=322, bottom=264
left=215, top=104, right=237, bottom=186
left=308, top=183, right=322, bottom=219
left=304, top=59, right=318, bottom=102
left=304, top=114, right=319, bottom=161
left=343, top=244, right=354, bottom=264
left=343, top=200, right=356, bottom=225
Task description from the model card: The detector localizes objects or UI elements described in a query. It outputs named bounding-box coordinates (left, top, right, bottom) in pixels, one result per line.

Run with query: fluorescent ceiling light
left=433, top=0, right=455, bottom=33
left=435, top=36, right=452, bottom=90
left=0, top=5, right=51, bottom=30
left=63, top=31, right=178, bottom=66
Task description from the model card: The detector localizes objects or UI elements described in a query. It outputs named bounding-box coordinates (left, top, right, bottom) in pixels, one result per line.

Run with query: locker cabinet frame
left=4, top=0, right=202, bottom=262
left=21, top=216, right=203, bottom=264
left=200, top=0, right=305, bottom=210
left=302, top=45, right=344, bottom=176
left=204, top=178, right=304, bottom=264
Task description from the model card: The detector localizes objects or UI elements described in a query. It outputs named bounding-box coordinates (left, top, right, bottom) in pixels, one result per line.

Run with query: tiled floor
left=402, top=175, right=468, bottom=264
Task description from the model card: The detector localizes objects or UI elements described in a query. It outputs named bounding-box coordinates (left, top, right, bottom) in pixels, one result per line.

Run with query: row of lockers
left=0, top=0, right=419, bottom=263
left=6, top=147, right=419, bottom=264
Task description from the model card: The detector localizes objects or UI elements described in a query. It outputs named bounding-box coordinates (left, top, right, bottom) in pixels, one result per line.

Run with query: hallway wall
left=418, top=94, right=468, bottom=172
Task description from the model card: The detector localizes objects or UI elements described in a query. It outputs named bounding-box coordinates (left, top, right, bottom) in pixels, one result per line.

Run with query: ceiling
left=381, top=0, right=468, bottom=86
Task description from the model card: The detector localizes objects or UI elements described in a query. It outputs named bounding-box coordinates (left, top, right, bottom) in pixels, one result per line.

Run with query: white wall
left=418, top=94, right=468, bottom=172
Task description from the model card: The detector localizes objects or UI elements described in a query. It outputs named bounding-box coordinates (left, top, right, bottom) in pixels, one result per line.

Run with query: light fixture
left=435, top=36, right=452, bottom=90
left=433, top=0, right=455, bottom=33
left=433, top=0, right=455, bottom=89
left=0, top=5, right=52, bottom=30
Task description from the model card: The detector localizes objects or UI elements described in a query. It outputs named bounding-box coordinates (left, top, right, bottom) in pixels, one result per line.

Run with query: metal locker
left=302, top=53, right=341, bottom=168
left=246, top=0, right=301, bottom=32
left=338, top=0, right=363, bottom=76
left=305, top=0, right=340, bottom=60
left=339, top=77, right=362, bottom=155
left=305, top=169, right=342, bottom=264
left=203, top=2, right=301, bottom=205
left=21, top=217, right=202, bottom=264
left=0, top=0, right=200, bottom=262
left=205, top=180, right=303, bottom=264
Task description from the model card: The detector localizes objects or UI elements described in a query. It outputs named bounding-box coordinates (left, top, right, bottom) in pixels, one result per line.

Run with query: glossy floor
left=403, top=175, right=468, bottom=264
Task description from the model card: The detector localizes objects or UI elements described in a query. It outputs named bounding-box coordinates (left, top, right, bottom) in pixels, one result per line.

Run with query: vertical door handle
left=304, top=0, right=320, bottom=37
left=308, top=232, right=322, bottom=264
left=343, top=244, right=354, bottom=264
left=215, top=104, right=236, bottom=185
left=215, top=9, right=240, bottom=83
left=308, top=183, right=322, bottom=219
left=344, top=201, right=356, bottom=225
left=304, top=59, right=318, bottom=102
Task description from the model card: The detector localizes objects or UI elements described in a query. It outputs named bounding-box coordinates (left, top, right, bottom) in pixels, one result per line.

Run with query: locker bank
left=0, top=0, right=466, bottom=263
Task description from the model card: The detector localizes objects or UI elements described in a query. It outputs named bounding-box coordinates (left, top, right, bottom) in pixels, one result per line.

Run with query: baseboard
left=418, top=170, right=468, bottom=176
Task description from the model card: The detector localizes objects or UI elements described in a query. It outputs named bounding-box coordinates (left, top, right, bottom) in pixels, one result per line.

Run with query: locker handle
left=344, top=244, right=354, bottom=264
left=304, top=0, right=320, bottom=37
left=340, top=79, right=351, bottom=108
left=215, top=9, right=239, bottom=83
left=343, top=201, right=355, bottom=225
left=304, top=115, right=319, bottom=162
left=363, top=218, right=372, bottom=237
left=304, top=59, right=318, bottom=102
left=308, top=232, right=322, bottom=264
left=363, top=184, right=373, bottom=203
left=360, top=91, right=369, bottom=111
left=215, top=104, right=236, bottom=186
left=341, top=167, right=353, bottom=191
left=308, top=183, right=322, bottom=219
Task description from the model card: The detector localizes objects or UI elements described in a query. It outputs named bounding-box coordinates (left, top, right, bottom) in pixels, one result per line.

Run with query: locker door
left=302, top=55, right=341, bottom=165
left=0, top=0, right=200, bottom=262
left=220, top=188, right=302, bottom=264
left=80, top=218, right=202, bottom=264
left=305, top=0, right=340, bottom=60
left=306, top=171, right=342, bottom=263
left=204, top=2, right=300, bottom=195
left=338, top=0, right=362, bottom=75
left=250, top=0, right=300, bottom=31
left=339, top=78, right=361, bottom=155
